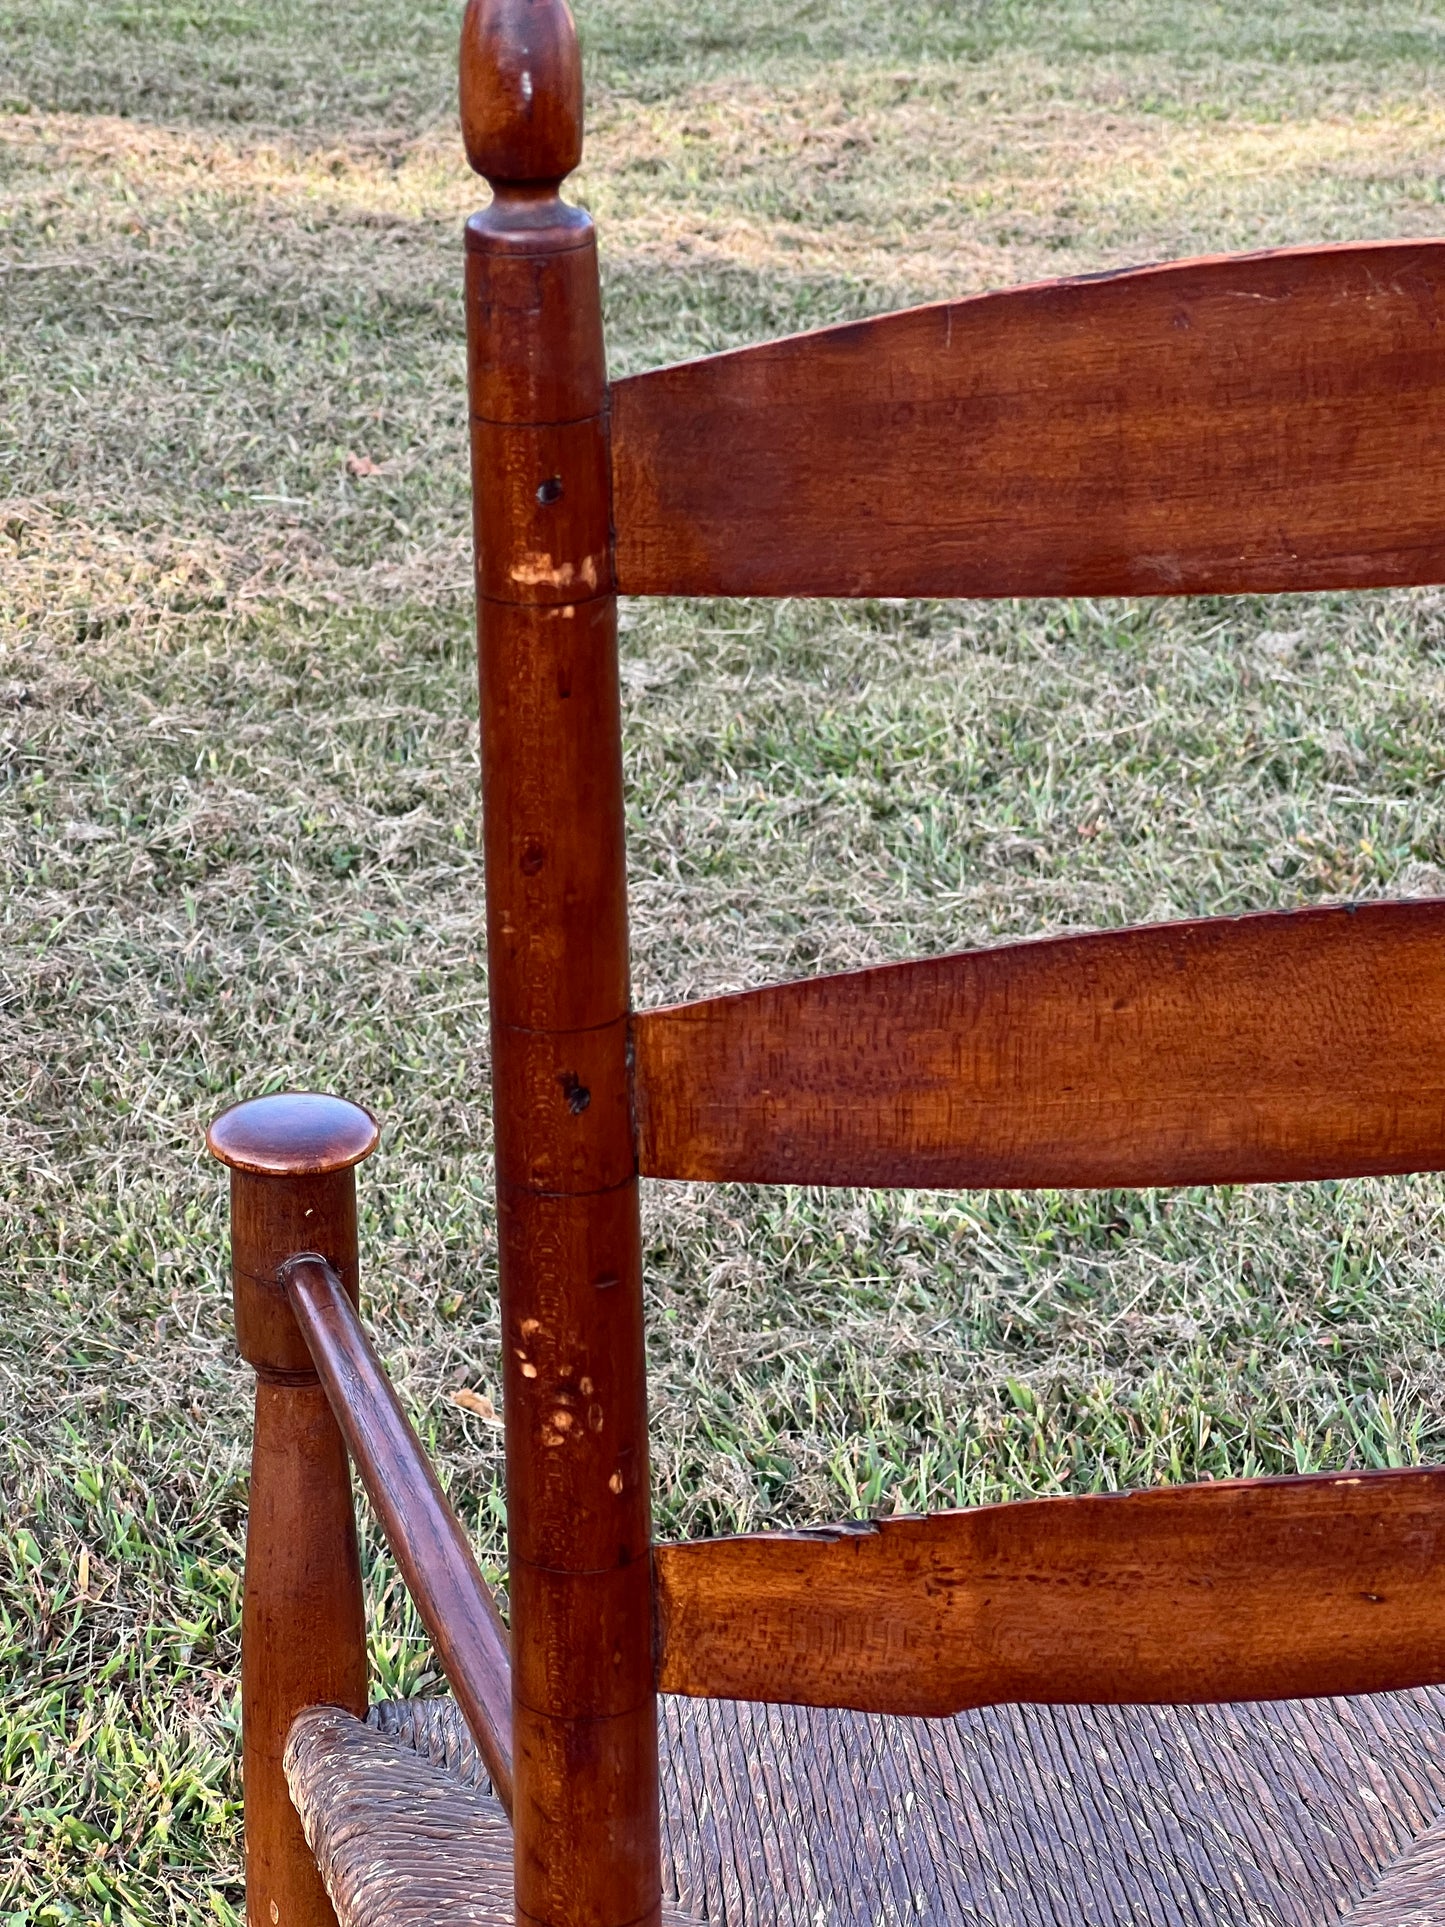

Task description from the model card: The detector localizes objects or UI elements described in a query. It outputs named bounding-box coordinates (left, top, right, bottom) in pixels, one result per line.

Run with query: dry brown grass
left=586, top=79, right=1445, bottom=293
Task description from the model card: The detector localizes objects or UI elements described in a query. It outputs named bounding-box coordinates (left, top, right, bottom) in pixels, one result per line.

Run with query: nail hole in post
left=536, top=475, right=564, bottom=505
left=558, top=1072, right=591, bottom=1115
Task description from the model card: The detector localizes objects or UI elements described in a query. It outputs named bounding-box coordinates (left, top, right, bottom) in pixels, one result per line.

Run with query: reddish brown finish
left=634, top=899, right=1445, bottom=1190
left=508, top=1557, right=655, bottom=1720
left=477, top=598, right=628, bottom=1030
left=464, top=3, right=661, bottom=1924
left=244, top=1383, right=368, bottom=1927
left=461, top=0, right=583, bottom=188
left=453, top=7, right=1445, bottom=1916
left=473, top=418, right=613, bottom=605
left=212, top=1094, right=380, bottom=1376
left=654, top=1468, right=1445, bottom=1716
left=465, top=242, right=605, bottom=424
left=283, top=1254, right=515, bottom=1816
left=208, top=1092, right=380, bottom=1177
left=495, top=1182, right=650, bottom=1574
left=611, top=241, right=1445, bottom=601
left=204, top=3, right=1445, bottom=1912
left=209, top=1096, right=375, bottom=1927
left=492, top=1016, right=633, bottom=1194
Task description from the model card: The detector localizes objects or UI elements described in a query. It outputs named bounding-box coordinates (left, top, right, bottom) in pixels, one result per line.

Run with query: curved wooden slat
left=633, top=899, right=1445, bottom=1189
left=612, top=241, right=1445, bottom=600
left=653, top=1468, right=1445, bottom=1715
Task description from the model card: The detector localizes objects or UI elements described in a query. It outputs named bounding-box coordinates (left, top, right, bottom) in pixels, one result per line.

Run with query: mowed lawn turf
left=4, top=0, right=1445, bottom=1915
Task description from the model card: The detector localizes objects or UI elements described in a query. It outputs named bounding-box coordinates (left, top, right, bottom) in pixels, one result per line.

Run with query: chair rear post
left=207, top=1093, right=377, bottom=1927
left=461, top=5, right=661, bottom=1927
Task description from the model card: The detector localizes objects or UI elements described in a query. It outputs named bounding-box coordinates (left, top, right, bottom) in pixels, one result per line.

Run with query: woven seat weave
left=285, top=1687, right=1445, bottom=1926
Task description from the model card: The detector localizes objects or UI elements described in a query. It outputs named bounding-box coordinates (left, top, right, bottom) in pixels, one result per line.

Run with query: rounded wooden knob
left=460, top=0, right=583, bottom=187
left=207, top=1092, right=380, bottom=1177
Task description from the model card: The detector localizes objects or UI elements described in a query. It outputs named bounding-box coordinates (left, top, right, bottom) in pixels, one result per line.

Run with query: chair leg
left=209, top=1095, right=376, bottom=1927
left=240, top=1376, right=367, bottom=1925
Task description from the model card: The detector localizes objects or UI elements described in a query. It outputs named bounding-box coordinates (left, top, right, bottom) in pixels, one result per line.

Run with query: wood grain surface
left=633, top=899, right=1445, bottom=1189
left=242, top=1383, right=367, bottom=1927
left=611, top=241, right=1445, bottom=600
left=208, top=1091, right=379, bottom=1178
left=460, top=0, right=583, bottom=190
left=283, top=1254, right=515, bottom=1816
left=207, top=1097, right=376, bottom=1927
left=654, top=1467, right=1445, bottom=1715
left=464, top=1, right=664, bottom=1922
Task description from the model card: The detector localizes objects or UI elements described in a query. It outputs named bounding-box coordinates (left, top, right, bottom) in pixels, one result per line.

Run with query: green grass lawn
left=3, top=0, right=1445, bottom=1914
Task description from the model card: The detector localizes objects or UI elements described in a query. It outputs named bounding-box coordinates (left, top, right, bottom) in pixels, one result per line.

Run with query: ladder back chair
left=205, top=2, right=1445, bottom=1922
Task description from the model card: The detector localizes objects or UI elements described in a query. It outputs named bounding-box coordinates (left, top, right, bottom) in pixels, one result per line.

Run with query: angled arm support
left=283, top=1253, right=515, bottom=1815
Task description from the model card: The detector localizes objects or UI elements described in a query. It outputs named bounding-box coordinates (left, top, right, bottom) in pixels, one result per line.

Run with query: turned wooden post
left=461, top=4, right=661, bottom=1927
left=208, top=1093, right=378, bottom=1927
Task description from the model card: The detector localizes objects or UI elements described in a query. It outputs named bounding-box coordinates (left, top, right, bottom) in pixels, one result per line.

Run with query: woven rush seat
left=286, top=1690, right=1445, bottom=1927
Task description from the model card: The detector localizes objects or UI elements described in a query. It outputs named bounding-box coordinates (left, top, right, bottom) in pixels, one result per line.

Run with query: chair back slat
left=612, top=241, right=1445, bottom=601
left=634, top=899, right=1445, bottom=1189
left=654, top=1467, right=1445, bottom=1715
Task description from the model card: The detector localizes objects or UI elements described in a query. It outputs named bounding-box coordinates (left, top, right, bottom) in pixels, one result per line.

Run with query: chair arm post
left=208, top=1092, right=378, bottom=1927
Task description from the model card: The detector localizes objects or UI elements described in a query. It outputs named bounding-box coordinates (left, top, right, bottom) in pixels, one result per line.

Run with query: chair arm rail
left=281, top=1252, right=515, bottom=1816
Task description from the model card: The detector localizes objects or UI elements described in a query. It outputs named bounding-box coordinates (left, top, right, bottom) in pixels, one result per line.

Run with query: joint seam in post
left=650, top=1556, right=664, bottom=1680
left=495, top=1014, right=629, bottom=1042
left=277, top=1249, right=330, bottom=1275
left=251, top=1364, right=322, bottom=1388
left=482, top=588, right=618, bottom=612
left=235, top=1261, right=349, bottom=1292
left=517, top=1903, right=661, bottom=1927
left=482, top=590, right=618, bottom=612
left=513, top=1693, right=657, bottom=1727
left=625, top=1023, right=640, bottom=1165
left=234, top=1264, right=288, bottom=1292
left=463, top=232, right=595, bottom=261
left=234, top=1264, right=340, bottom=1294
left=511, top=1552, right=654, bottom=1581
left=470, top=406, right=607, bottom=433
left=497, top=1173, right=638, bottom=1202
left=478, top=589, right=616, bottom=616
left=516, top=1896, right=662, bottom=1927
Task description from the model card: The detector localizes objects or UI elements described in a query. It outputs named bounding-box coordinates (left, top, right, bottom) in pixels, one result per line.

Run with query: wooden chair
left=204, top=1, right=1445, bottom=1921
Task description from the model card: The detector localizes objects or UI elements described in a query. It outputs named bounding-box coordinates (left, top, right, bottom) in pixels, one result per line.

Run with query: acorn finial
left=460, top=0, right=584, bottom=189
